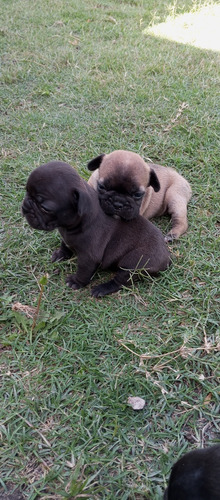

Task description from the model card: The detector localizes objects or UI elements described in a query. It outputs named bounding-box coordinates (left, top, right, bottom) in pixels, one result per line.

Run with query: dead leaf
left=163, top=102, right=189, bottom=132
left=53, top=21, right=64, bottom=27
left=179, top=345, right=192, bottom=359
left=204, top=393, right=212, bottom=405
left=12, top=302, right=37, bottom=318
left=68, top=39, right=79, bottom=46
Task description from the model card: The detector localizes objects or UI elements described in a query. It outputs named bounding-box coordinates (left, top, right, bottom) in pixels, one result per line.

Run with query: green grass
left=0, top=0, right=219, bottom=498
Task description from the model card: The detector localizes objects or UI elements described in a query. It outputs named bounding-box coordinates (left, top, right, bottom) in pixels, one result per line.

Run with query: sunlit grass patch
left=145, top=3, right=220, bottom=51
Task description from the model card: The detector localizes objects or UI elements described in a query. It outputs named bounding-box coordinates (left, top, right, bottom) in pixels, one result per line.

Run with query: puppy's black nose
left=113, top=201, right=123, bottom=209
left=22, top=198, right=32, bottom=214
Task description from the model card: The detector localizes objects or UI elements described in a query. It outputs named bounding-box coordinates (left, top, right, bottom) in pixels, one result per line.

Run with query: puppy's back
left=165, top=445, right=220, bottom=500
left=102, top=215, right=171, bottom=275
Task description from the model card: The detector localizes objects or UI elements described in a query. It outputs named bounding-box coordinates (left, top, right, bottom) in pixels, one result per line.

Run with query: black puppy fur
left=164, top=445, right=220, bottom=500
left=22, top=161, right=171, bottom=297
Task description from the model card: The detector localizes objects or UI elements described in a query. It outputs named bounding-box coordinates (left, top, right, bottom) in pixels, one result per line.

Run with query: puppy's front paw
left=52, top=249, right=67, bottom=262
left=164, top=232, right=177, bottom=243
left=52, top=246, right=73, bottom=262
left=91, top=284, right=107, bottom=298
left=91, top=279, right=120, bottom=298
left=66, top=275, right=82, bottom=290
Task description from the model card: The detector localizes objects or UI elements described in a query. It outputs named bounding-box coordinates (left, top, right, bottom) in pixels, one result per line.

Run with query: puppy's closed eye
left=133, top=191, right=145, bottom=200
left=34, top=196, right=53, bottom=213
left=97, top=181, right=106, bottom=192
left=35, top=196, right=55, bottom=214
left=40, top=204, right=53, bottom=214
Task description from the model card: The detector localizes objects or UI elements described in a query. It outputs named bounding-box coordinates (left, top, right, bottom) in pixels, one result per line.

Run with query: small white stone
left=127, top=396, right=146, bottom=410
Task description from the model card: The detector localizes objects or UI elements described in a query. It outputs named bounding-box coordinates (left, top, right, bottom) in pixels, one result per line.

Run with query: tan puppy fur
left=88, top=150, right=192, bottom=241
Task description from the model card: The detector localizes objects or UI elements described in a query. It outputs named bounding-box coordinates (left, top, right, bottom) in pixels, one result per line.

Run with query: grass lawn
left=0, top=0, right=219, bottom=498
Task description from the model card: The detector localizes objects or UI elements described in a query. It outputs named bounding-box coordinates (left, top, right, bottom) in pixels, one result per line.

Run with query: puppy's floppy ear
left=72, top=189, right=89, bottom=217
left=87, top=154, right=105, bottom=171
left=149, top=169, right=160, bottom=192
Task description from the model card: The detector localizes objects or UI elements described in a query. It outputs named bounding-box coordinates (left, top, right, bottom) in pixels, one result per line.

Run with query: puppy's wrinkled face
left=88, top=150, right=160, bottom=221
left=22, top=162, right=82, bottom=231
left=98, top=175, right=145, bottom=220
left=22, top=189, right=60, bottom=231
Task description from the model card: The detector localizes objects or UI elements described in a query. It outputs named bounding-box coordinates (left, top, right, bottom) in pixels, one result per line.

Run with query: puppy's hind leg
left=91, top=269, right=131, bottom=298
left=52, top=240, right=74, bottom=262
left=165, top=179, right=191, bottom=241
left=165, top=195, right=189, bottom=242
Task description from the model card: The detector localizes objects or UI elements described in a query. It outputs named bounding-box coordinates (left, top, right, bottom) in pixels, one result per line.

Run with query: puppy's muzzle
left=113, top=200, right=123, bottom=209
left=100, top=194, right=139, bottom=220
left=22, top=199, right=32, bottom=215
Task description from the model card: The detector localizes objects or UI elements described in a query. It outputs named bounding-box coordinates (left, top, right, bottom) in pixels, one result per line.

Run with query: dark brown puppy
left=88, top=150, right=192, bottom=241
left=164, top=445, right=220, bottom=500
left=22, top=161, right=171, bottom=297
